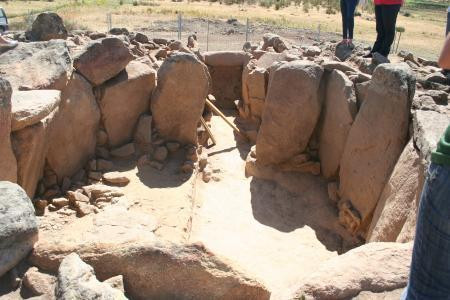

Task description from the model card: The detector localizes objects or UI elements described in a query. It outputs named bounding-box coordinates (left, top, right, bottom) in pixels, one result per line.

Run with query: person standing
left=401, top=35, right=450, bottom=300
left=363, top=0, right=403, bottom=58
left=340, top=0, right=359, bottom=47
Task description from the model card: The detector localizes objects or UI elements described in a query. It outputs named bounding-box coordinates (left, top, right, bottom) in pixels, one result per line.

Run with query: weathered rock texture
left=319, top=70, right=357, bottom=178
left=99, top=60, right=156, bottom=147
left=256, top=61, right=323, bottom=165
left=30, top=207, right=270, bottom=300
left=73, top=37, right=133, bottom=86
left=11, top=90, right=61, bottom=132
left=0, top=79, right=17, bottom=182
left=28, top=12, right=68, bottom=41
left=12, top=91, right=60, bottom=197
left=56, top=253, right=127, bottom=300
left=288, top=242, right=412, bottom=300
left=242, top=60, right=267, bottom=121
left=0, top=181, right=38, bottom=277
left=367, top=140, right=425, bottom=242
left=0, top=40, right=71, bottom=90
left=151, top=53, right=210, bottom=145
left=47, top=73, right=100, bottom=181
left=339, top=63, right=415, bottom=235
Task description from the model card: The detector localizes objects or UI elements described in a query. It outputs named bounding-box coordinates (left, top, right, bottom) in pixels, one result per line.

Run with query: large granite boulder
left=11, top=90, right=61, bottom=197
left=73, top=37, right=133, bottom=86
left=256, top=61, right=323, bottom=165
left=27, top=12, right=68, bottom=41
left=367, top=140, right=425, bottom=243
left=151, top=53, right=210, bottom=145
left=0, top=181, right=38, bottom=277
left=338, top=63, right=415, bottom=235
left=319, top=70, right=357, bottom=179
left=0, top=78, right=17, bottom=183
left=46, top=73, right=100, bottom=182
left=287, top=242, right=412, bottom=300
left=0, top=40, right=72, bottom=91
left=99, top=60, right=156, bottom=147
left=56, top=253, right=127, bottom=300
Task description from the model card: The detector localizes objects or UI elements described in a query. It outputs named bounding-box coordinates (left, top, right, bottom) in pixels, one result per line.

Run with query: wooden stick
left=205, top=99, right=248, bottom=140
left=200, top=116, right=217, bottom=146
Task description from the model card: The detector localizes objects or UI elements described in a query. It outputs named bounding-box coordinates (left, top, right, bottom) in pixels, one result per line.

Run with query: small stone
left=181, top=160, right=194, bottom=173
left=149, top=160, right=164, bottom=170
left=48, top=204, right=58, bottom=211
left=61, top=177, right=71, bottom=192
left=153, top=146, right=168, bottom=162
left=102, top=172, right=130, bottom=185
left=111, top=143, right=135, bottom=158
left=52, top=197, right=69, bottom=208
left=97, top=129, right=108, bottom=146
left=22, top=267, right=56, bottom=297
left=202, top=167, right=212, bottom=183
left=97, top=159, right=114, bottom=171
left=185, top=145, right=198, bottom=162
left=88, top=171, right=102, bottom=181
left=198, top=153, right=208, bottom=171
left=96, top=147, right=110, bottom=159
left=328, top=182, right=339, bottom=203
left=34, top=199, right=48, bottom=211
left=88, top=159, right=97, bottom=171
left=75, top=202, right=96, bottom=217
left=166, top=142, right=180, bottom=153
left=67, top=191, right=90, bottom=204
left=250, top=145, right=257, bottom=159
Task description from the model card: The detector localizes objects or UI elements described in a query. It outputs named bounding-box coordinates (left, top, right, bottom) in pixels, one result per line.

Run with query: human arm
left=438, top=35, right=450, bottom=69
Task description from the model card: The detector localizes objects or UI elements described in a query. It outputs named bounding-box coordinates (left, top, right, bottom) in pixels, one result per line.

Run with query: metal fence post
left=177, top=13, right=182, bottom=41
left=245, top=18, right=249, bottom=42
left=106, top=13, right=112, bottom=31
left=206, top=19, right=210, bottom=52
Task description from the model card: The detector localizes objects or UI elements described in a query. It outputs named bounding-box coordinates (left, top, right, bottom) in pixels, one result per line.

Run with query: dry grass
left=3, top=0, right=447, bottom=59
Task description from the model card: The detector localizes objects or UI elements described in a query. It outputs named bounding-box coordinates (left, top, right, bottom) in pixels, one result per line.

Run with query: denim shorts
left=402, top=163, right=450, bottom=300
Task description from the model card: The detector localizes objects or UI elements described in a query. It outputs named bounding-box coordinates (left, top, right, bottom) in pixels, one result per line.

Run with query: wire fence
left=104, top=13, right=327, bottom=52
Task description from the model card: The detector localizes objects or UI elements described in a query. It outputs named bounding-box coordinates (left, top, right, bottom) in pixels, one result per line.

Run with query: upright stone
left=256, top=61, right=323, bottom=165
left=0, top=78, right=17, bottom=182
left=73, top=37, right=133, bottom=86
left=367, top=140, right=425, bottom=242
left=0, top=181, right=38, bottom=277
left=47, top=73, right=100, bottom=181
left=319, top=70, right=357, bottom=179
left=339, top=63, right=415, bottom=235
left=99, top=60, right=156, bottom=147
left=151, top=53, right=210, bottom=145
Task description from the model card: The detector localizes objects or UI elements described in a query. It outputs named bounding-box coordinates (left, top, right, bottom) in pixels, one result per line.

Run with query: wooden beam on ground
left=200, top=116, right=217, bottom=146
left=205, top=99, right=248, bottom=141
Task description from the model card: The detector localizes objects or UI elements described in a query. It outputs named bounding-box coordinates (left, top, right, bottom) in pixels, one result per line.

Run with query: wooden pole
left=200, top=116, right=216, bottom=146
left=205, top=99, right=248, bottom=140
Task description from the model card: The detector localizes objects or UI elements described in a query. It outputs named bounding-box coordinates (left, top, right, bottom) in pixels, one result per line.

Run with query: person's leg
left=347, top=0, right=358, bottom=41
left=371, top=5, right=384, bottom=54
left=341, top=0, right=348, bottom=41
left=405, top=163, right=450, bottom=299
left=378, top=4, right=400, bottom=56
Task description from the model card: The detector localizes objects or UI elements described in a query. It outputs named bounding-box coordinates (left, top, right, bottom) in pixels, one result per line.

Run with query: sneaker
left=0, top=37, right=18, bottom=49
left=362, top=52, right=373, bottom=58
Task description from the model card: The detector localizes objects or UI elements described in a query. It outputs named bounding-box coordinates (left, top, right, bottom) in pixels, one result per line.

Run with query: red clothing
left=374, top=0, right=403, bottom=5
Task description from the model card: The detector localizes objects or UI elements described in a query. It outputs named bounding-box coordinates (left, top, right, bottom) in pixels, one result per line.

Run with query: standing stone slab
left=367, top=140, right=425, bottom=243
left=0, top=181, right=38, bottom=277
left=99, top=60, right=156, bottom=147
left=319, top=70, right=357, bottom=179
left=47, top=73, right=100, bottom=182
left=28, top=12, right=68, bottom=41
left=256, top=61, right=324, bottom=166
left=0, top=78, right=17, bottom=183
left=151, top=53, right=210, bottom=145
left=0, top=40, right=72, bottom=91
left=339, top=63, right=415, bottom=235
left=73, top=37, right=133, bottom=86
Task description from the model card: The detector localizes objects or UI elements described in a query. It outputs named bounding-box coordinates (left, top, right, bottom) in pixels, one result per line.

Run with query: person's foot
left=347, top=39, right=355, bottom=49
left=362, top=52, right=373, bottom=58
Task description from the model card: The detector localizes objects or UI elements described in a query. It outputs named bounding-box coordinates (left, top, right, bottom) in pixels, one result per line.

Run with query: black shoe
left=362, top=52, right=372, bottom=58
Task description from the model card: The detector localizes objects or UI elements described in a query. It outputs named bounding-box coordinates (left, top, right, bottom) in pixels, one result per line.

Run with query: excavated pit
left=1, top=21, right=448, bottom=300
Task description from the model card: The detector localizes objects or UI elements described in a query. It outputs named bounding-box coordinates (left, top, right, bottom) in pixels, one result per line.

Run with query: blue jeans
left=341, top=0, right=358, bottom=39
left=402, top=163, right=450, bottom=300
